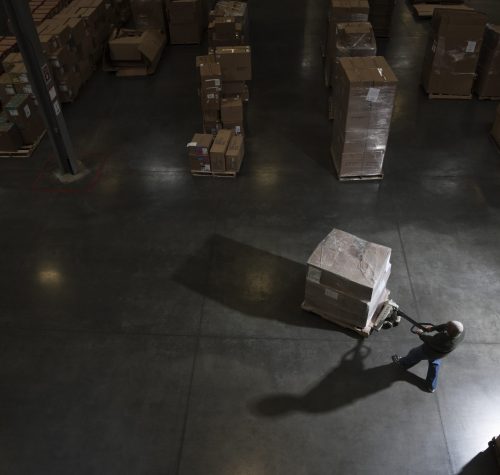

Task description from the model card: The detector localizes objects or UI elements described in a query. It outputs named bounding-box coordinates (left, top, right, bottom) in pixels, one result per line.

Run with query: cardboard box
left=474, top=24, right=500, bottom=98
left=422, top=9, right=487, bottom=97
left=326, top=21, right=376, bottom=88
left=221, top=97, right=243, bottom=124
left=209, top=128, right=233, bottom=171
left=0, top=122, right=23, bottom=151
left=0, top=74, right=16, bottom=104
left=188, top=133, right=213, bottom=172
left=215, top=46, right=251, bottom=81
left=1, top=53, right=23, bottom=72
left=131, top=0, right=166, bottom=30
left=306, top=228, right=392, bottom=302
left=104, top=29, right=166, bottom=76
left=196, top=54, right=216, bottom=68
left=4, top=94, right=45, bottom=144
left=331, top=56, right=397, bottom=178
left=225, top=134, right=244, bottom=171
left=199, top=61, right=222, bottom=110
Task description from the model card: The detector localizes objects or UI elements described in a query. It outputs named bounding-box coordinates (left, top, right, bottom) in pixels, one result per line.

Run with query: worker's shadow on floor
left=173, top=234, right=345, bottom=333
left=252, top=340, right=427, bottom=417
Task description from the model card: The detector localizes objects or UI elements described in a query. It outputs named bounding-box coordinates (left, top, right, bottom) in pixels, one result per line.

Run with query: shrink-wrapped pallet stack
left=331, top=56, right=397, bottom=179
left=302, top=228, right=392, bottom=336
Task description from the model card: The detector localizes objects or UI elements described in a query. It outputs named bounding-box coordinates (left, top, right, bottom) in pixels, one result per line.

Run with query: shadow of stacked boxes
left=0, top=0, right=132, bottom=157
left=188, top=0, right=250, bottom=177
left=324, top=0, right=397, bottom=181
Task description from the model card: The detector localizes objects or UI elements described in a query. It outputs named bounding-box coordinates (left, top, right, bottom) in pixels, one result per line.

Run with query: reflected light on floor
left=38, top=269, right=63, bottom=286
left=245, top=270, right=274, bottom=299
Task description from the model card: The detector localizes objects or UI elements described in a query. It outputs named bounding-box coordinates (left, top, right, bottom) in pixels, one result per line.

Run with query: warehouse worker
left=392, top=321, right=465, bottom=393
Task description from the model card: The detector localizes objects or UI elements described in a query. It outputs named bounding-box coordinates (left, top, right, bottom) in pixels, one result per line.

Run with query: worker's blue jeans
left=399, top=344, right=442, bottom=391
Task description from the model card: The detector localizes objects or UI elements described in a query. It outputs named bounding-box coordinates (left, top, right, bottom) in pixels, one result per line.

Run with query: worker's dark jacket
left=419, top=324, right=465, bottom=358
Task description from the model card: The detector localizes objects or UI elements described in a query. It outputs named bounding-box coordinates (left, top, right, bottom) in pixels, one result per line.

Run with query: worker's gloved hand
left=415, top=328, right=424, bottom=335
left=422, top=324, right=434, bottom=332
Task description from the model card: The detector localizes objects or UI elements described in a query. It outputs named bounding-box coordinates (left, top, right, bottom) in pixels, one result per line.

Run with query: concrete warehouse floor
left=1, top=0, right=500, bottom=474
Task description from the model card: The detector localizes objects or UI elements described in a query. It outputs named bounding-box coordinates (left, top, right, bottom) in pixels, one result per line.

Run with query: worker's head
left=447, top=320, right=464, bottom=337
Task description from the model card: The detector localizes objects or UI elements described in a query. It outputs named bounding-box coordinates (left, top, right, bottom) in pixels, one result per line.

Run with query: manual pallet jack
left=373, top=300, right=434, bottom=334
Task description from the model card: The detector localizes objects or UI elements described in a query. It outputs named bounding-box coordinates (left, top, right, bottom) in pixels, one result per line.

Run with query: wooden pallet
left=428, top=92, right=472, bottom=100
left=0, top=130, right=46, bottom=159
left=302, top=301, right=372, bottom=337
left=191, top=169, right=238, bottom=178
left=338, top=173, right=384, bottom=182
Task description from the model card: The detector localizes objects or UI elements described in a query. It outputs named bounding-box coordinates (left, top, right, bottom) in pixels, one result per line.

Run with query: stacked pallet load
left=168, top=0, right=203, bottom=44
left=302, top=228, right=392, bottom=337
left=474, top=24, right=500, bottom=100
left=105, top=0, right=166, bottom=76
left=422, top=9, right=487, bottom=99
left=328, top=22, right=376, bottom=119
left=331, top=56, right=397, bottom=180
left=188, top=0, right=250, bottom=177
left=324, top=0, right=369, bottom=89
left=368, top=0, right=395, bottom=37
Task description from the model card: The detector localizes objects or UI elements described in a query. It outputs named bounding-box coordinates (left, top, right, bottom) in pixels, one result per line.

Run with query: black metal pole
left=2, top=0, right=79, bottom=175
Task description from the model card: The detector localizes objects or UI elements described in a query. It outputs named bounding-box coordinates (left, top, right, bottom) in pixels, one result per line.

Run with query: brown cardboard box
left=202, top=109, right=222, bottom=135
left=13, top=82, right=34, bottom=96
left=422, top=9, right=487, bottom=97
left=474, top=24, right=500, bottom=98
left=8, top=63, right=29, bottom=84
left=0, top=122, right=23, bottom=151
left=1, top=52, right=23, bottom=72
left=221, top=97, right=243, bottom=124
left=105, top=29, right=166, bottom=76
left=215, top=46, right=251, bottom=81
left=225, top=134, right=244, bottom=171
left=196, top=54, right=216, bottom=68
left=188, top=133, right=213, bottom=172
left=199, top=62, right=222, bottom=110
left=131, top=0, right=166, bottom=30
left=326, top=21, right=376, bottom=88
left=0, top=74, right=16, bottom=104
left=209, top=128, right=233, bottom=171
left=306, top=228, right=392, bottom=302
left=331, top=56, right=397, bottom=178
left=492, top=105, right=500, bottom=146
left=4, top=95, right=45, bottom=144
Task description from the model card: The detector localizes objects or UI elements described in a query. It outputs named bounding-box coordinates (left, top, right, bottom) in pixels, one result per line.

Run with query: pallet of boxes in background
left=302, top=228, right=392, bottom=337
left=421, top=8, right=487, bottom=99
left=188, top=0, right=251, bottom=177
left=104, top=0, right=167, bottom=76
left=330, top=56, right=397, bottom=181
left=411, top=3, right=472, bottom=19
left=474, top=24, right=500, bottom=100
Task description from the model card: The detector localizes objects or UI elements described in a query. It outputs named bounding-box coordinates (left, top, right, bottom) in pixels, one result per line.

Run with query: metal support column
left=2, top=0, right=80, bottom=175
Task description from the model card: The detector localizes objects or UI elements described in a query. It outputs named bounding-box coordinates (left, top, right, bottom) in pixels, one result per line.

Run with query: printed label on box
left=325, top=289, right=338, bottom=300
left=235, top=126, right=241, bottom=134
left=366, top=88, right=380, bottom=102
left=307, top=266, right=321, bottom=283
left=202, top=164, right=211, bottom=172
left=202, top=147, right=208, bottom=154
left=6, top=86, right=15, bottom=95
left=23, top=85, right=33, bottom=94
left=187, top=142, right=197, bottom=148
left=23, top=105, right=31, bottom=118
left=8, top=109, right=19, bottom=117
left=466, top=41, right=476, bottom=53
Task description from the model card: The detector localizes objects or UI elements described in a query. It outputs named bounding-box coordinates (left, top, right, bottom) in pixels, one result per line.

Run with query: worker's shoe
left=425, top=385, right=436, bottom=394
left=391, top=354, right=405, bottom=368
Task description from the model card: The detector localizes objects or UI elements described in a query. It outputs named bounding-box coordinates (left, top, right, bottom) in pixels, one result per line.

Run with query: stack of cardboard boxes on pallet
left=324, top=0, right=398, bottom=180
left=105, top=0, right=166, bottom=76
left=302, top=228, right=392, bottom=336
left=422, top=9, right=487, bottom=98
left=188, top=0, right=250, bottom=176
left=0, top=0, right=131, bottom=153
